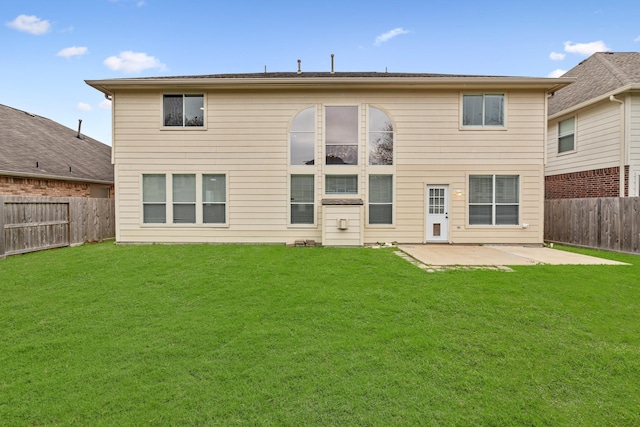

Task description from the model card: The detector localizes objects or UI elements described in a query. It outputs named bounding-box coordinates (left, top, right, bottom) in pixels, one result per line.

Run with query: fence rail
left=1, top=196, right=115, bottom=258
left=544, top=197, right=640, bottom=254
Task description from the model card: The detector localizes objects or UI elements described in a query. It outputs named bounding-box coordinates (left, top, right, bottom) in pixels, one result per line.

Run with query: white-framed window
left=290, top=175, right=315, bottom=224
left=142, top=174, right=166, bottom=223
left=326, top=175, right=358, bottom=194
left=173, top=174, right=196, bottom=223
left=469, top=175, right=519, bottom=225
left=369, top=175, right=393, bottom=225
left=203, top=174, right=226, bottom=224
left=558, top=116, right=575, bottom=153
left=325, top=106, right=358, bottom=165
left=368, top=107, right=393, bottom=165
left=290, top=107, right=316, bottom=166
left=142, top=173, right=227, bottom=225
left=163, top=94, right=204, bottom=127
left=462, top=94, right=505, bottom=127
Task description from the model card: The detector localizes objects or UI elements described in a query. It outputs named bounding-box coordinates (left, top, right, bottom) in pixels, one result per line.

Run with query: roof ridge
left=594, top=52, right=630, bottom=85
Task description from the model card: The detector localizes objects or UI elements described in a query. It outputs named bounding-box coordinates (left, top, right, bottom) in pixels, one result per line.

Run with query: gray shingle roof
left=548, top=52, right=640, bottom=116
left=0, top=104, right=113, bottom=183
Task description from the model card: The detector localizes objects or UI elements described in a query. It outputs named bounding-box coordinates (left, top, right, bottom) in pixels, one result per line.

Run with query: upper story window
left=462, top=94, right=504, bottom=127
left=325, top=106, right=358, bottom=165
left=163, top=94, right=204, bottom=127
left=290, top=107, right=315, bottom=165
left=368, top=107, right=393, bottom=165
left=558, top=117, right=575, bottom=153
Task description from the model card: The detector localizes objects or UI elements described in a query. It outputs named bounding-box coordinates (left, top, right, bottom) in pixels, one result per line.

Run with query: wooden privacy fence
left=0, top=196, right=115, bottom=258
left=545, top=197, right=640, bottom=254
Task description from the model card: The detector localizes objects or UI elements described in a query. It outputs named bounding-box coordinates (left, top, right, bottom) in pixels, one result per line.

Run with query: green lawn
left=1, top=243, right=639, bottom=426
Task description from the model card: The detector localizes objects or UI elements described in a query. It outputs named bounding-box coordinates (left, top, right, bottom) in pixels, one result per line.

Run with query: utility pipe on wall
left=610, top=95, right=626, bottom=197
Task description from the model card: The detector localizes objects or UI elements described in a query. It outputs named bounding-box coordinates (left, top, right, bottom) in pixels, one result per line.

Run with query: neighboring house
left=546, top=52, right=640, bottom=199
left=86, top=70, right=570, bottom=246
left=0, top=104, right=113, bottom=198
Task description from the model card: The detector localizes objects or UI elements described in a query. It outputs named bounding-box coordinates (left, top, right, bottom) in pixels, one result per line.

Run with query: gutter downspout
left=609, top=95, right=626, bottom=197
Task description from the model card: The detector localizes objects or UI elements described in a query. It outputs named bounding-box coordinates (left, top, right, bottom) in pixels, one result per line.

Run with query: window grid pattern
left=429, top=188, right=445, bottom=214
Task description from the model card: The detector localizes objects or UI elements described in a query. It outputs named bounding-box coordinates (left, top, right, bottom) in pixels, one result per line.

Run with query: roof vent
left=331, top=54, right=335, bottom=74
left=297, top=59, right=302, bottom=75
left=76, top=119, right=83, bottom=139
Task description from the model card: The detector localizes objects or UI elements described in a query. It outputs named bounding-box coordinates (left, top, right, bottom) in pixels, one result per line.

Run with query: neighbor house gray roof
left=0, top=104, right=113, bottom=183
left=548, top=52, right=640, bottom=116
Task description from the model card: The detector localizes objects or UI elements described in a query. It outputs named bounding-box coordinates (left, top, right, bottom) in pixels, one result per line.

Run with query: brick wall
left=0, top=176, right=114, bottom=198
left=545, top=166, right=629, bottom=199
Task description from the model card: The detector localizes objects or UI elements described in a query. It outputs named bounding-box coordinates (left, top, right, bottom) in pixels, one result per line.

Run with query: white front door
left=426, top=185, right=449, bottom=242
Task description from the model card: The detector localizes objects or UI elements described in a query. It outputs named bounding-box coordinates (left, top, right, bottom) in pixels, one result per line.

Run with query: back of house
left=87, top=69, right=570, bottom=246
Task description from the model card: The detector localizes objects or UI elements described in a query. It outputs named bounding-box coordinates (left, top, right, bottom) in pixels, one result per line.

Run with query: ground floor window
left=469, top=174, right=519, bottom=225
left=290, top=175, right=314, bottom=224
left=203, top=174, right=226, bottom=223
left=142, top=173, right=226, bottom=224
left=369, top=175, right=393, bottom=224
left=142, top=174, right=166, bottom=223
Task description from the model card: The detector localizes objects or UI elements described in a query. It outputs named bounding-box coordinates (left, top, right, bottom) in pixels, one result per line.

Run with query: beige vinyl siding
left=546, top=100, right=621, bottom=176
left=629, top=93, right=640, bottom=196
left=113, top=88, right=546, bottom=244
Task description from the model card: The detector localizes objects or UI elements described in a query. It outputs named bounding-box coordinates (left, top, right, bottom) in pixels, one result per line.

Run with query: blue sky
left=2, top=0, right=639, bottom=145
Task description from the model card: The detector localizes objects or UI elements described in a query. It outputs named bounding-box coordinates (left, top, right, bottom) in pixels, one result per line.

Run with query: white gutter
left=609, top=95, right=626, bottom=197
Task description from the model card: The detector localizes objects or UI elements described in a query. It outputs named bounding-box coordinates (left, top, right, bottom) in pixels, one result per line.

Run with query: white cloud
left=6, top=14, right=51, bottom=35
left=549, top=51, right=566, bottom=61
left=374, top=27, right=410, bottom=46
left=57, top=46, right=88, bottom=58
left=563, top=40, right=610, bottom=56
left=103, top=51, right=167, bottom=73
left=635, top=36, right=640, bottom=42
left=99, top=99, right=112, bottom=109
left=548, top=69, right=567, bottom=78
left=76, top=102, right=93, bottom=112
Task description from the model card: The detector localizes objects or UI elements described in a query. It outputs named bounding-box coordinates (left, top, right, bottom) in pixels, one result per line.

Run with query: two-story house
left=86, top=70, right=570, bottom=246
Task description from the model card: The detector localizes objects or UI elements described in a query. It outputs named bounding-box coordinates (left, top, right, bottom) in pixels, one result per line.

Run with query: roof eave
left=86, top=76, right=575, bottom=93
left=549, top=83, right=640, bottom=120
left=0, top=170, right=114, bottom=185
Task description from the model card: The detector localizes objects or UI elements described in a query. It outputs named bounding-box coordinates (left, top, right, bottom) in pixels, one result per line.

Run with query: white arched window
left=368, top=107, right=393, bottom=165
left=290, top=107, right=315, bottom=166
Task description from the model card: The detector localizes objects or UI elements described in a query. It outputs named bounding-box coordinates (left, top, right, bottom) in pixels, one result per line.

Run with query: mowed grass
left=0, top=243, right=639, bottom=426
